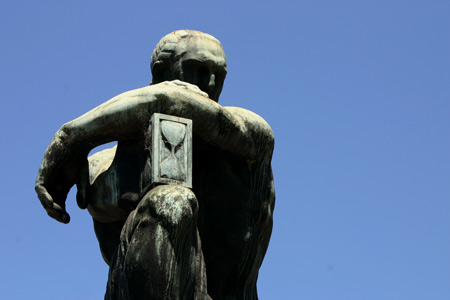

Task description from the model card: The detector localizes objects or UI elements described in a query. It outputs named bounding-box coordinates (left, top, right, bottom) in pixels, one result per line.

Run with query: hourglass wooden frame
left=150, top=113, right=193, bottom=188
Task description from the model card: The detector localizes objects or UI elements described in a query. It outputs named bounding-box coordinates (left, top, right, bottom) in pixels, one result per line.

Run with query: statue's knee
left=137, top=185, right=198, bottom=229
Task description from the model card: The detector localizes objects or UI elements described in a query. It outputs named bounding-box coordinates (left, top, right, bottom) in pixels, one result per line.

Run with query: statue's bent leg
left=106, top=185, right=210, bottom=300
left=93, top=218, right=125, bottom=266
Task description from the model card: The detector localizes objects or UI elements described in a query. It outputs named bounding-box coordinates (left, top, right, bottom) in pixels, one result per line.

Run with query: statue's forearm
left=60, top=86, right=161, bottom=151
left=60, top=84, right=273, bottom=161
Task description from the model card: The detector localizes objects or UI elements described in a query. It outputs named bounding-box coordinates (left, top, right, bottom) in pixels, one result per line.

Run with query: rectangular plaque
left=149, top=113, right=192, bottom=188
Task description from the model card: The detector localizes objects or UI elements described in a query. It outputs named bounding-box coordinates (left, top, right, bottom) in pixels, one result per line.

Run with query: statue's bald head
left=150, top=30, right=227, bottom=102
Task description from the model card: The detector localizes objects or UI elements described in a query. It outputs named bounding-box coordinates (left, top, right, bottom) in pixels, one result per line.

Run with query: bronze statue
left=36, top=30, right=275, bottom=300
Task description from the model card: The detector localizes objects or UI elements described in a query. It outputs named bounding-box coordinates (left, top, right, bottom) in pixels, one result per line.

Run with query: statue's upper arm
left=223, top=106, right=275, bottom=160
left=224, top=106, right=274, bottom=137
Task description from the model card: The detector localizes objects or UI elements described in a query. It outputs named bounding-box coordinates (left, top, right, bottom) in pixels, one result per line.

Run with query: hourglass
left=160, top=120, right=186, bottom=181
left=148, top=113, right=192, bottom=188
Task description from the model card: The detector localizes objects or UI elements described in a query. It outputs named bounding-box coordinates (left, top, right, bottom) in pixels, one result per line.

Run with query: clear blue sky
left=1, top=1, right=449, bottom=299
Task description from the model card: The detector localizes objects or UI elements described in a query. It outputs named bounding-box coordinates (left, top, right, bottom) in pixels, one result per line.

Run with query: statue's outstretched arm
left=36, top=82, right=274, bottom=223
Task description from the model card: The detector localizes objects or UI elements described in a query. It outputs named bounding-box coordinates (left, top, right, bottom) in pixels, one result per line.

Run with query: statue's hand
left=35, top=127, right=89, bottom=223
left=36, top=182, right=71, bottom=224
left=160, top=80, right=209, bottom=98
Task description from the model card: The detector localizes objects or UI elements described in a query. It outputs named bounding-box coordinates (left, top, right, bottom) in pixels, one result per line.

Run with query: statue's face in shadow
left=175, top=37, right=227, bottom=102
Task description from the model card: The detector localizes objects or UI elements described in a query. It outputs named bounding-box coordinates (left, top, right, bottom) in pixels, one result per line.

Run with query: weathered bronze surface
left=36, top=30, right=275, bottom=300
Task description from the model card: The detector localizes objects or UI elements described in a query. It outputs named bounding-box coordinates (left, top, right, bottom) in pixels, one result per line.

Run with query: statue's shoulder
left=108, top=85, right=161, bottom=100
left=113, top=80, right=208, bottom=99
left=224, top=106, right=274, bottom=141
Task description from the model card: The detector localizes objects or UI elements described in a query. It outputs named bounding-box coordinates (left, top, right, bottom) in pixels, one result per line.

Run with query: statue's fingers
left=76, top=189, right=88, bottom=209
left=76, top=166, right=90, bottom=209
left=35, top=185, right=70, bottom=223
left=47, top=202, right=70, bottom=224
left=35, top=185, right=54, bottom=209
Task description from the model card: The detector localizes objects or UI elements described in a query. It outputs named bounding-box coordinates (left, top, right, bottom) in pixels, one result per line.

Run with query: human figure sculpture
left=36, top=30, right=275, bottom=300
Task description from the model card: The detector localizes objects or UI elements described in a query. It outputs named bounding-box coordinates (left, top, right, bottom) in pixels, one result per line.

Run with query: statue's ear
left=151, top=61, right=165, bottom=83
